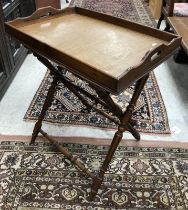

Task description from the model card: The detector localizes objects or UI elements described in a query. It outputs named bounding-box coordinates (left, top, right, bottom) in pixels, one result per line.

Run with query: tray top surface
left=18, top=12, right=167, bottom=79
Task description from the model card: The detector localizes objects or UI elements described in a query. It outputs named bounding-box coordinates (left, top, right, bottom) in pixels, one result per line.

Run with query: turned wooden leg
left=123, top=74, right=149, bottom=139
left=89, top=124, right=124, bottom=201
left=127, top=123, right=140, bottom=140
left=157, top=12, right=164, bottom=29
left=95, top=88, right=123, bottom=116
left=30, top=73, right=59, bottom=144
left=164, top=22, right=171, bottom=32
left=89, top=74, right=150, bottom=200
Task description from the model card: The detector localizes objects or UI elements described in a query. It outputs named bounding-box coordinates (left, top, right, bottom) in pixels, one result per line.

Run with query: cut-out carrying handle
left=8, top=6, right=71, bottom=25
left=27, top=6, right=62, bottom=20
left=141, top=37, right=181, bottom=67
left=123, top=36, right=181, bottom=79
left=142, top=44, right=167, bottom=64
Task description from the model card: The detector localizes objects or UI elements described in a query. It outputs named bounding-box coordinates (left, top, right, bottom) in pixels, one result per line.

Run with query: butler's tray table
left=5, top=6, right=181, bottom=201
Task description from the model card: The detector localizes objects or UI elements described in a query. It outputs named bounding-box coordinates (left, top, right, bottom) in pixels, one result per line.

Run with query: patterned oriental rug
left=1, top=138, right=188, bottom=209
left=24, top=0, right=170, bottom=134
left=70, top=0, right=155, bottom=27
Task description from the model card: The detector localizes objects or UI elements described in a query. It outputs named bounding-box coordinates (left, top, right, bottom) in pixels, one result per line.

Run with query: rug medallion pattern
left=0, top=141, right=188, bottom=209
left=24, top=0, right=170, bottom=134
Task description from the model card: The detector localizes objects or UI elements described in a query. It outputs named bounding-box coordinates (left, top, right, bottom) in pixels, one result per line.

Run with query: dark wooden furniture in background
left=0, top=0, right=35, bottom=100
left=5, top=6, right=181, bottom=201
left=156, top=0, right=188, bottom=62
left=167, top=16, right=188, bottom=62
left=157, top=0, right=188, bottom=30
left=168, top=17, right=188, bottom=54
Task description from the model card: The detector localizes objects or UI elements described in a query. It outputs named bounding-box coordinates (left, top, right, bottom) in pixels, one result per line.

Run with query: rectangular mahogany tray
left=5, top=6, right=181, bottom=94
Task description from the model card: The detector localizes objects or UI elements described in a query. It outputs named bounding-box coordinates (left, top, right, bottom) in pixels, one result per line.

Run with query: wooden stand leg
left=94, top=88, right=123, bottom=116
left=89, top=125, right=124, bottom=201
left=164, top=23, right=170, bottom=32
left=127, top=123, right=140, bottom=140
left=89, top=74, right=149, bottom=200
left=122, top=73, right=149, bottom=139
left=157, top=12, right=164, bottom=29
left=30, top=73, right=59, bottom=144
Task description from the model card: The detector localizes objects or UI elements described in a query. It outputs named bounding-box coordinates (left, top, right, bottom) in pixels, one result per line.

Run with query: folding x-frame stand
left=30, top=53, right=149, bottom=201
